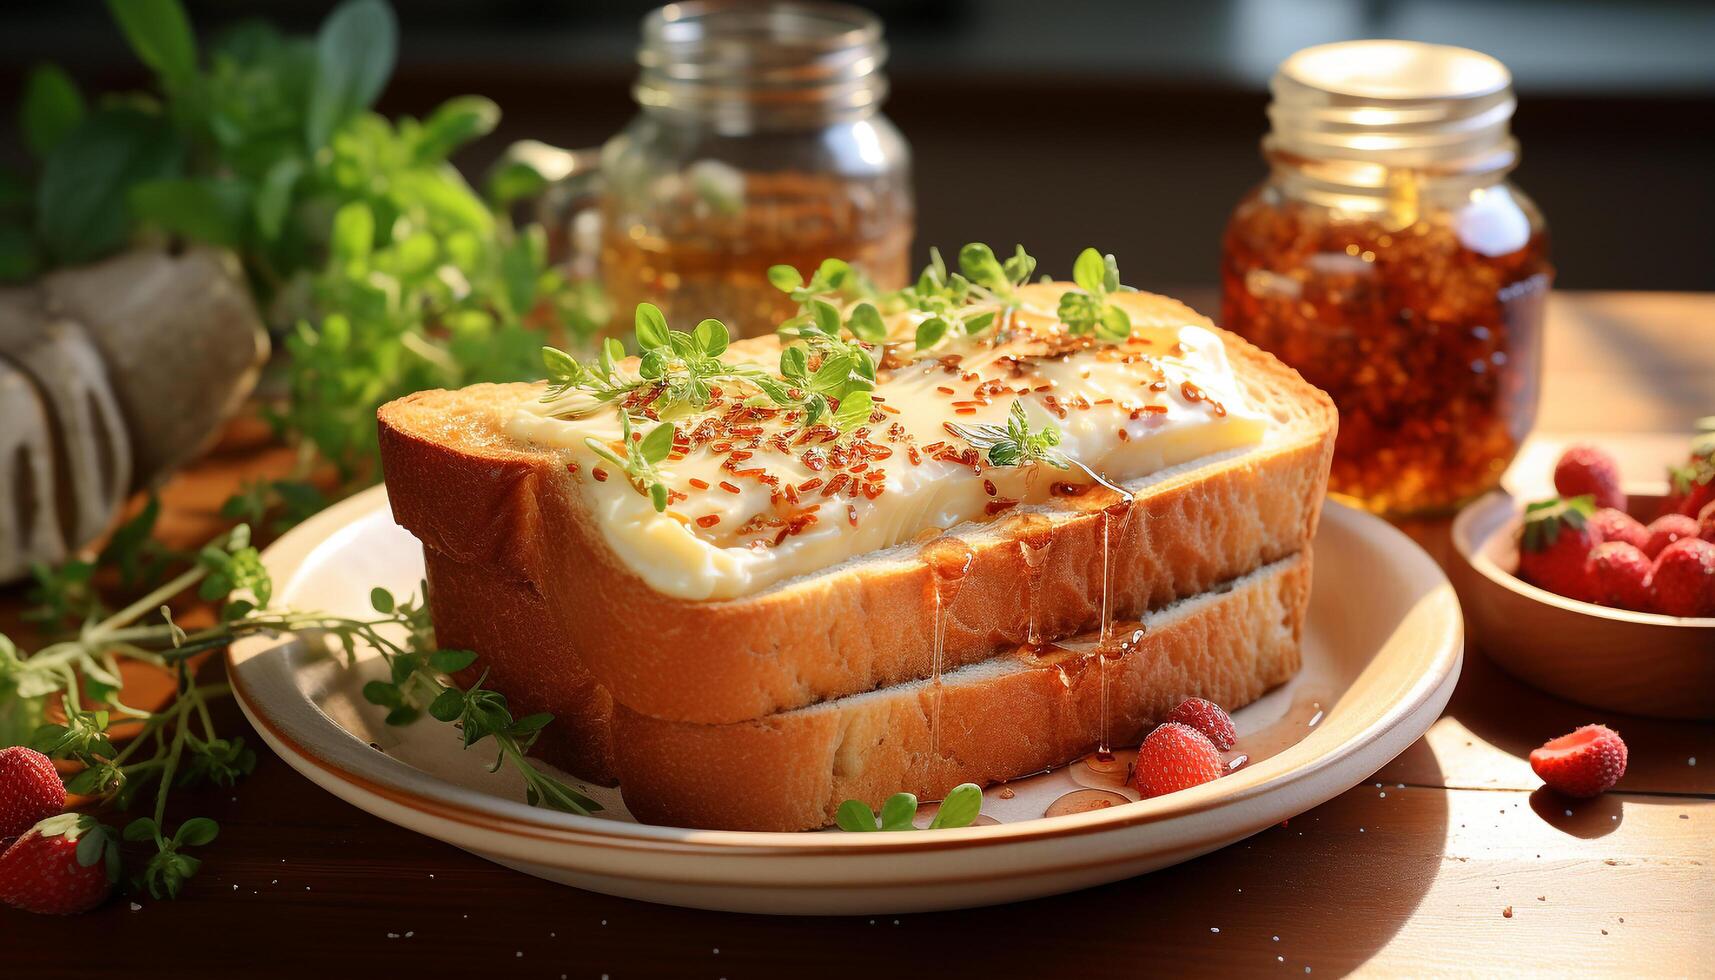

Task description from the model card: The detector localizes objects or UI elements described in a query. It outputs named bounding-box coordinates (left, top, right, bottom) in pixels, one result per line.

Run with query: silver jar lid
left=1266, top=40, right=1517, bottom=174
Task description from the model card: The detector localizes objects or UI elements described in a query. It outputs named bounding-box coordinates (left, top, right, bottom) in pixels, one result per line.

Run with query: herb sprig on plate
left=836, top=783, right=984, bottom=832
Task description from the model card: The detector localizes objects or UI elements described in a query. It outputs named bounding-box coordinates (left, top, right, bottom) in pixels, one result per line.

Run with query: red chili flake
left=696, top=514, right=721, bottom=528
left=955, top=407, right=978, bottom=415
left=712, top=441, right=734, bottom=453
left=922, top=441, right=947, bottom=454
left=863, top=470, right=885, bottom=482
left=592, top=468, right=609, bottom=482
left=985, top=498, right=1020, bottom=515
left=667, top=490, right=688, bottom=504
left=798, top=477, right=824, bottom=492
left=729, top=450, right=753, bottom=462
left=1117, top=429, right=1130, bottom=442
left=867, top=445, right=893, bottom=460
left=936, top=386, right=956, bottom=395
left=822, top=473, right=850, bottom=497
left=719, top=481, right=742, bottom=494
left=861, top=482, right=885, bottom=500
left=907, top=445, right=922, bottom=465
left=849, top=462, right=869, bottom=473
left=847, top=504, right=859, bottom=526
left=688, top=478, right=710, bottom=490
left=983, top=479, right=997, bottom=496
left=1150, top=380, right=1168, bottom=392
left=785, top=484, right=800, bottom=504
left=565, top=462, right=579, bottom=474
left=631, top=431, right=642, bottom=442
left=1034, top=383, right=1054, bottom=392
left=731, top=467, right=767, bottom=479
left=1094, top=398, right=1114, bottom=405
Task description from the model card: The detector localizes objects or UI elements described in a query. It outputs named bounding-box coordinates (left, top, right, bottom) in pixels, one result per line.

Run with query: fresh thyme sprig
left=584, top=411, right=676, bottom=512
left=946, top=399, right=1129, bottom=496
left=898, top=244, right=1036, bottom=352
left=1058, top=247, right=1133, bottom=341
left=1, top=522, right=601, bottom=900
left=835, top=783, right=983, bottom=831
left=946, top=400, right=1071, bottom=469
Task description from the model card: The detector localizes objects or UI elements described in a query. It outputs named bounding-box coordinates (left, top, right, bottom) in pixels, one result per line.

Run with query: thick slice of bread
left=378, top=292, right=1335, bottom=752
left=612, top=553, right=1309, bottom=831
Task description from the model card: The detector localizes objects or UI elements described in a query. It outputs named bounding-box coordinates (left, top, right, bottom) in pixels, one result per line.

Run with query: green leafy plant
left=5, top=0, right=605, bottom=488
left=835, top=783, right=984, bottom=832
left=946, top=399, right=1130, bottom=496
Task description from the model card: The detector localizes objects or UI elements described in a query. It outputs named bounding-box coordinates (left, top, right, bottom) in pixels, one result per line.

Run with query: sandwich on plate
left=377, top=245, right=1336, bottom=831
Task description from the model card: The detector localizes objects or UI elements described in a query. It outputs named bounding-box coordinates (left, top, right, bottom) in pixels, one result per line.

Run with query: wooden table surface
left=3, top=291, right=1712, bottom=977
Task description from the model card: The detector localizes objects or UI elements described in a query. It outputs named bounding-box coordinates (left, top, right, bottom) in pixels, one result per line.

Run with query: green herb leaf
left=428, top=649, right=477, bottom=673
left=1072, top=247, right=1106, bottom=295
left=927, top=783, right=983, bottom=829
left=693, top=318, right=729, bottom=357
left=369, top=587, right=394, bottom=613
left=173, top=817, right=219, bottom=847
left=878, top=792, right=919, bottom=831
left=20, top=64, right=85, bottom=159
left=834, top=799, right=878, bottom=832
left=635, top=302, right=670, bottom=349
left=766, top=264, right=803, bottom=292
left=305, top=0, right=397, bottom=149
left=846, top=302, right=886, bottom=343
left=36, top=108, right=183, bottom=264
left=107, top=0, right=199, bottom=88
left=128, top=177, right=251, bottom=247
left=414, top=95, right=499, bottom=163
left=831, top=389, right=874, bottom=432
left=915, top=316, right=949, bottom=351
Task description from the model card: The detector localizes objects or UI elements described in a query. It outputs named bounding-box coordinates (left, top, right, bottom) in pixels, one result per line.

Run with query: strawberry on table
left=0, top=747, right=65, bottom=841
left=1588, top=508, right=1650, bottom=553
left=1643, top=513, right=1700, bottom=559
left=1517, top=496, right=1603, bottom=602
left=1650, top=537, right=1715, bottom=617
left=0, top=813, right=119, bottom=915
left=1663, top=421, right=1715, bottom=518
left=1584, top=542, right=1653, bottom=611
left=1530, top=725, right=1627, bottom=798
left=1132, top=722, right=1224, bottom=799
left=1164, top=697, right=1237, bottom=750
left=1554, top=445, right=1626, bottom=512
left=1696, top=500, right=1715, bottom=544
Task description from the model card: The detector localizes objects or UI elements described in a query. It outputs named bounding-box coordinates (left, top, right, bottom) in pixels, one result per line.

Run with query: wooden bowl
left=1451, top=489, right=1714, bottom=720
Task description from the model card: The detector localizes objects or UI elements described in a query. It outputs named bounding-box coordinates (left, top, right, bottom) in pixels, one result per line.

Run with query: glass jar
left=1221, top=41, right=1553, bottom=516
left=589, top=1, right=913, bottom=337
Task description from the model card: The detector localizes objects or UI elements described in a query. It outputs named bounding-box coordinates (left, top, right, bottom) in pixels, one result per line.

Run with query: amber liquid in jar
left=1222, top=183, right=1552, bottom=515
left=600, top=169, right=912, bottom=337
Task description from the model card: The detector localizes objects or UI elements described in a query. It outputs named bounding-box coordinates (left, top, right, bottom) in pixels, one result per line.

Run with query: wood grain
left=1, top=292, right=1712, bottom=977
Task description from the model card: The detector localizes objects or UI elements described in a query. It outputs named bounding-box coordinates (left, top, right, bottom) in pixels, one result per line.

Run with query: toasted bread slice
left=379, top=291, right=1333, bottom=735
left=612, top=553, right=1309, bottom=831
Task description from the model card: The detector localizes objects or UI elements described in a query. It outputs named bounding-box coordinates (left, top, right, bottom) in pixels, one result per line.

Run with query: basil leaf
left=1072, top=247, right=1106, bottom=296
left=878, top=792, right=918, bottom=831
left=305, top=0, right=397, bottom=149
left=834, top=799, right=877, bottom=832
left=107, top=0, right=199, bottom=88
left=927, top=783, right=982, bottom=829
left=37, top=109, right=183, bottom=264
left=20, top=64, right=84, bottom=159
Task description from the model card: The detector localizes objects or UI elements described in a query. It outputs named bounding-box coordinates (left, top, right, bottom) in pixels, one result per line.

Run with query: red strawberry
left=1650, top=537, right=1715, bottom=617
left=1516, top=496, right=1602, bottom=602
left=1664, top=427, right=1715, bottom=518
left=1132, top=722, right=1224, bottom=798
left=0, top=813, right=118, bottom=915
left=1164, top=697, right=1237, bottom=750
left=1697, top=500, right=1715, bottom=544
left=1588, top=508, right=1649, bottom=552
left=1584, top=542, right=1653, bottom=611
left=0, top=747, right=65, bottom=841
left=1553, top=445, right=1625, bottom=512
left=1529, top=725, right=1627, bottom=798
left=1643, top=513, right=1699, bottom=559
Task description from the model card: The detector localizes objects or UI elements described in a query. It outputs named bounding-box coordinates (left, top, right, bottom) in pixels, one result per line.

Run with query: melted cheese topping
left=506, top=283, right=1267, bottom=600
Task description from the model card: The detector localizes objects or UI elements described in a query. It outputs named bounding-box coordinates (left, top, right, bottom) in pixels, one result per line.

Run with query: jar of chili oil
left=1222, top=41, right=1552, bottom=516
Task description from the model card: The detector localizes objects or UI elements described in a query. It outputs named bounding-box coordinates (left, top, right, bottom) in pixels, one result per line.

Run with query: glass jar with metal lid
left=1221, top=40, right=1553, bottom=516
left=534, top=1, right=913, bottom=337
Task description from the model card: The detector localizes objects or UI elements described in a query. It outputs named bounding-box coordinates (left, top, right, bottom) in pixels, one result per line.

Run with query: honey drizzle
left=1095, top=492, right=1136, bottom=758
left=920, top=536, right=974, bottom=793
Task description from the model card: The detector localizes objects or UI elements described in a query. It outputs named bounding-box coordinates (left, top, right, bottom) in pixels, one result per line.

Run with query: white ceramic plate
left=228, top=486, right=1461, bottom=915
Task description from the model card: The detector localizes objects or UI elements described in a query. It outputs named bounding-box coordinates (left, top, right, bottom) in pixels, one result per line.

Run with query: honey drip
left=920, top=536, right=974, bottom=792
left=1008, top=513, right=1054, bottom=648
left=1096, top=492, right=1136, bottom=757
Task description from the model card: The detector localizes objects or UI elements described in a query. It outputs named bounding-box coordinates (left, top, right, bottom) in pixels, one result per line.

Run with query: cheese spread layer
left=506, top=284, right=1267, bottom=600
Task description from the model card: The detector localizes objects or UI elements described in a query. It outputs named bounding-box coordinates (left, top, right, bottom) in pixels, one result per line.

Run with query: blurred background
left=3, top=0, right=1712, bottom=293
